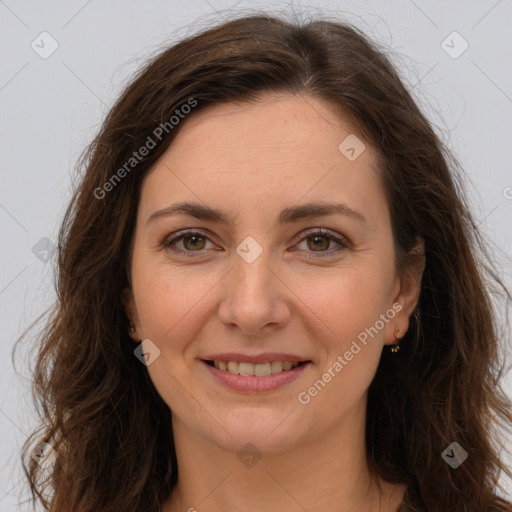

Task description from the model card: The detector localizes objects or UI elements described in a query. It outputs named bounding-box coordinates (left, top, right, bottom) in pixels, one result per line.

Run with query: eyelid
left=290, top=228, right=350, bottom=258
left=290, top=227, right=349, bottom=246
left=162, top=228, right=214, bottom=245
left=162, top=227, right=350, bottom=258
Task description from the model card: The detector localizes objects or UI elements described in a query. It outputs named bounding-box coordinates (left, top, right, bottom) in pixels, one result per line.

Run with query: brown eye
left=306, top=234, right=331, bottom=251
left=294, top=228, right=350, bottom=259
left=163, top=228, right=349, bottom=259
left=182, top=234, right=207, bottom=251
left=163, top=230, right=214, bottom=257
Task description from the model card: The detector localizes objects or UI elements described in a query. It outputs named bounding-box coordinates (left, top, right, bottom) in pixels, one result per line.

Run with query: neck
left=162, top=398, right=406, bottom=512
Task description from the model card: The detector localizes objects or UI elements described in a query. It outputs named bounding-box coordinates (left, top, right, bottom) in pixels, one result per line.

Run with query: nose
left=217, top=246, right=291, bottom=336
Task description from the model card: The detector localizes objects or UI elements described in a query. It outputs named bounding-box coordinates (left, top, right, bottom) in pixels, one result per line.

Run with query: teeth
left=211, top=360, right=301, bottom=376
left=255, top=362, right=271, bottom=377
left=239, top=362, right=254, bottom=376
left=270, top=361, right=283, bottom=374
left=227, top=361, right=239, bottom=374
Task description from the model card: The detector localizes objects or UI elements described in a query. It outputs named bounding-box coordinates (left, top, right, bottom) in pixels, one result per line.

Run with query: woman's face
left=123, top=93, right=421, bottom=453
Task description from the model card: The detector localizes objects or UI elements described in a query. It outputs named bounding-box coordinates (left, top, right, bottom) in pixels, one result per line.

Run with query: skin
left=122, top=93, right=424, bottom=512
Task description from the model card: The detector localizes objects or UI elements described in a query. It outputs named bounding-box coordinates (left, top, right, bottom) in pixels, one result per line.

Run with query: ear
left=121, top=286, right=140, bottom=342
left=384, top=237, right=425, bottom=345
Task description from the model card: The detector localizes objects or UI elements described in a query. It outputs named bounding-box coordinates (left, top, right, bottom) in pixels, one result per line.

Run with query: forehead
left=138, top=93, right=387, bottom=229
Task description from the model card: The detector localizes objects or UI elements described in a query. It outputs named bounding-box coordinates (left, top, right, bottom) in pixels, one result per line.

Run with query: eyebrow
left=146, top=201, right=368, bottom=227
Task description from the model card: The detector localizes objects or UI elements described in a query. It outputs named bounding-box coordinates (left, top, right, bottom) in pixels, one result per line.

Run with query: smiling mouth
left=203, top=360, right=310, bottom=376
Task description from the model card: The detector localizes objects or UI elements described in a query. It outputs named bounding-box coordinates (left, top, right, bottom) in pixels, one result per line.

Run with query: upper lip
left=202, top=353, right=311, bottom=364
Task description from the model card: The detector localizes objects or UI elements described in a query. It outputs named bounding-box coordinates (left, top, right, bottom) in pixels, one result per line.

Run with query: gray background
left=1, top=0, right=511, bottom=508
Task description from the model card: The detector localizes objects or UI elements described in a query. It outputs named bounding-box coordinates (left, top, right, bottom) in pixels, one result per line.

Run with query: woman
left=20, top=13, right=512, bottom=512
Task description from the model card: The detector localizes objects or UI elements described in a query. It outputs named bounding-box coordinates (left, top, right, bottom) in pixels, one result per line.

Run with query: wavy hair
left=17, top=13, right=512, bottom=512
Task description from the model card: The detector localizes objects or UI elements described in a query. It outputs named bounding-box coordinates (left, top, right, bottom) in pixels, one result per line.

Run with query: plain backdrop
left=1, top=0, right=511, bottom=509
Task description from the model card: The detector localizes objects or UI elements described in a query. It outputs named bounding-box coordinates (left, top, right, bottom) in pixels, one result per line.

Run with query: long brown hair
left=17, top=13, right=512, bottom=511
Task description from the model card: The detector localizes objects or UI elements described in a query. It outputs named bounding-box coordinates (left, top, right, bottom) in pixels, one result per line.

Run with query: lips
left=200, top=355, right=312, bottom=392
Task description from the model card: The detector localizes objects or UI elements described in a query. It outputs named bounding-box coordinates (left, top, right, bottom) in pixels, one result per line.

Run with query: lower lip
left=201, top=360, right=311, bottom=392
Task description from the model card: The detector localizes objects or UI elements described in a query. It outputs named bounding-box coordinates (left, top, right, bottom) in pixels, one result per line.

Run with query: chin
left=206, top=412, right=308, bottom=455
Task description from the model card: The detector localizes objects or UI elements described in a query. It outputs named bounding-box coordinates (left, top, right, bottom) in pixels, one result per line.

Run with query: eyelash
left=162, top=228, right=350, bottom=259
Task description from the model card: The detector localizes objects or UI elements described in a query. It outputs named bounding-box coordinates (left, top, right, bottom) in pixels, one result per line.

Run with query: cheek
left=135, top=264, right=219, bottom=344
left=134, top=270, right=214, bottom=411
left=298, top=263, right=392, bottom=344
left=296, top=271, right=387, bottom=414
